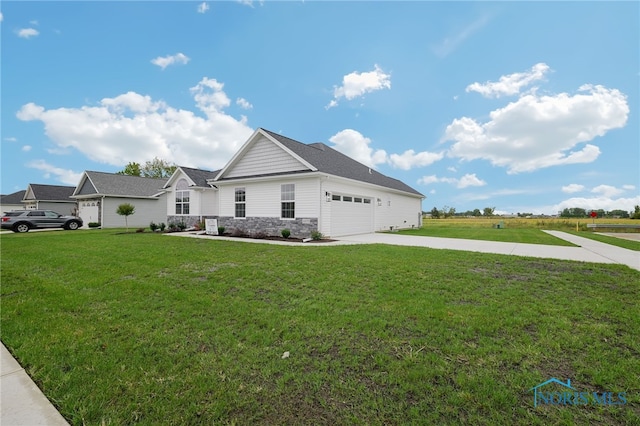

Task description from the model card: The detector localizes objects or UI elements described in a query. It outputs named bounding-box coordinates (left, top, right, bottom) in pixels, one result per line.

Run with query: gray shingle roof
left=27, top=184, right=76, bottom=202
left=80, top=171, right=168, bottom=197
left=260, top=128, right=424, bottom=197
left=1, top=190, right=26, bottom=204
left=180, top=167, right=220, bottom=187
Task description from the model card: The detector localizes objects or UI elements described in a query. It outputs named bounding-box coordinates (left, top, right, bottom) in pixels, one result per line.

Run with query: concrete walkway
left=1, top=343, right=69, bottom=425
left=2, top=230, right=637, bottom=425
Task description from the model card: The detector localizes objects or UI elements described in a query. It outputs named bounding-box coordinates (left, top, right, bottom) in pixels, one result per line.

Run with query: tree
left=443, top=206, right=456, bottom=218
left=472, top=209, right=482, bottom=217
left=116, top=162, right=142, bottom=176
left=483, top=207, right=495, bottom=217
left=117, top=157, right=177, bottom=178
left=632, top=205, right=640, bottom=220
left=141, top=157, right=177, bottom=178
left=116, top=203, right=135, bottom=232
left=430, top=207, right=441, bottom=219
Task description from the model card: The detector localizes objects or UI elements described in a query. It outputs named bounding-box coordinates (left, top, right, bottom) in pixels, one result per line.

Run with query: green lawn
left=397, top=226, right=577, bottom=246
left=567, top=231, right=640, bottom=251
left=1, top=231, right=639, bottom=425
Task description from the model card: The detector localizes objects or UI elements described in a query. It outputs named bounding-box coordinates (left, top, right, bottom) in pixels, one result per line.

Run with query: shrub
left=88, top=222, right=101, bottom=228
left=231, top=228, right=247, bottom=237
left=253, top=231, right=268, bottom=239
left=159, top=222, right=166, bottom=232
left=168, top=222, right=178, bottom=232
left=177, top=222, right=187, bottom=231
left=311, top=230, right=323, bottom=241
left=135, top=228, right=145, bottom=233
left=281, top=229, right=291, bottom=239
left=218, top=226, right=226, bottom=235
left=149, top=222, right=158, bottom=232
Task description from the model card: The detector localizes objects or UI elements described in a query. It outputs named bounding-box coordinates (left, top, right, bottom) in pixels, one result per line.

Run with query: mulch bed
left=196, top=232, right=336, bottom=243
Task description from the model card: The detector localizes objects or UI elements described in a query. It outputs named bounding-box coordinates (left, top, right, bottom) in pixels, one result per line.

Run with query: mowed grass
left=410, top=218, right=640, bottom=249
left=1, top=231, right=639, bottom=425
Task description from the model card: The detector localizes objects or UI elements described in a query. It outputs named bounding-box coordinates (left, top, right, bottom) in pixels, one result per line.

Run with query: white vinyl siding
left=218, top=178, right=319, bottom=219
left=101, top=196, right=167, bottom=228
left=225, top=137, right=308, bottom=178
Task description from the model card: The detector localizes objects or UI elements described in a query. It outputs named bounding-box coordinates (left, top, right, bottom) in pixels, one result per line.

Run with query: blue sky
left=2, top=1, right=638, bottom=215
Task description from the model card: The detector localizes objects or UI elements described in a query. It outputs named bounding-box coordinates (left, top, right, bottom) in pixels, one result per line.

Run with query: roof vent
left=368, top=168, right=372, bottom=174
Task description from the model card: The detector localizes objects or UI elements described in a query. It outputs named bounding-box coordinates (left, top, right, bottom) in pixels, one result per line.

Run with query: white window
left=175, top=179, right=190, bottom=215
left=235, top=188, right=246, bottom=218
left=281, top=184, right=295, bottom=219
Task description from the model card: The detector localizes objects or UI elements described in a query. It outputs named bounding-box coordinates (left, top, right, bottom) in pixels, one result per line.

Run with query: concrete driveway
left=338, top=231, right=640, bottom=271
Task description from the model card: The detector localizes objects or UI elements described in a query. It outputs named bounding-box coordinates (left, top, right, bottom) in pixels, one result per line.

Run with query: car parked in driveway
left=1, top=210, right=83, bottom=233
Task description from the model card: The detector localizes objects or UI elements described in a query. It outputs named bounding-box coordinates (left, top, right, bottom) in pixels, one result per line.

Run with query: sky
left=1, top=1, right=638, bottom=215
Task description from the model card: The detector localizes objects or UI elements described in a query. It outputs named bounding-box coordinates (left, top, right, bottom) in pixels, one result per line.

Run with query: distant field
left=414, top=218, right=640, bottom=249
left=422, top=217, right=640, bottom=232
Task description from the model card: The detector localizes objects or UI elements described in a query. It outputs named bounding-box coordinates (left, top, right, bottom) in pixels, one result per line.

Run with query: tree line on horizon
left=426, top=206, right=640, bottom=219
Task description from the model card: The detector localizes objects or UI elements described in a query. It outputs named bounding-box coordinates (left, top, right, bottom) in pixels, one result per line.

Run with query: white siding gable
left=224, top=136, right=309, bottom=178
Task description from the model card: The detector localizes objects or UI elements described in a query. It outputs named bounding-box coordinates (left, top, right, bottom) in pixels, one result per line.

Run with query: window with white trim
left=235, top=188, right=246, bottom=218
left=175, top=179, right=190, bottom=215
left=281, top=184, right=295, bottom=219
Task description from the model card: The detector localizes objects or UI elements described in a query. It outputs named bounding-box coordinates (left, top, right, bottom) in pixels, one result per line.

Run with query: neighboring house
left=163, top=166, right=220, bottom=228
left=22, top=184, right=77, bottom=215
left=1, top=190, right=27, bottom=213
left=195, top=128, right=424, bottom=238
left=72, top=171, right=168, bottom=228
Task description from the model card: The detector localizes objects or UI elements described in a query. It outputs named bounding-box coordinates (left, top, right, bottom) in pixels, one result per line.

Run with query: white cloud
left=328, top=129, right=442, bottom=170
left=326, top=65, right=391, bottom=109
left=447, top=166, right=457, bottom=172
left=623, top=185, right=636, bottom=191
left=466, top=63, right=550, bottom=98
left=22, top=145, right=32, bottom=152
left=0, top=12, right=3, bottom=22
left=197, top=2, right=210, bottom=13
left=151, top=53, right=190, bottom=70
left=26, top=160, right=83, bottom=186
left=388, top=150, right=444, bottom=170
left=591, top=184, right=624, bottom=198
left=17, top=28, right=39, bottom=38
left=562, top=184, right=585, bottom=193
left=4, top=137, right=17, bottom=142
left=328, top=129, right=387, bottom=168
left=417, top=173, right=486, bottom=189
left=444, top=84, right=629, bottom=173
left=237, top=0, right=263, bottom=7
left=236, top=97, right=253, bottom=110
left=16, top=78, right=254, bottom=171
left=30, top=20, right=39, bottom=25
left=431, top=14, right=490, bottom=57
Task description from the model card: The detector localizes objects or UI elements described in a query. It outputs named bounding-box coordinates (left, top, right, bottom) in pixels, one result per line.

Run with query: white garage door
left=330, top=194, right=374, bottom=237
left=79, top=201, right=100, bottom=226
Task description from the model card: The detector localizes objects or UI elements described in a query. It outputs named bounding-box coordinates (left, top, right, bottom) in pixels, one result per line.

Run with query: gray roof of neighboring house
left=26, top=184, right=76, bottom=202
left=180, top=167, right=220, bottom=187
left=261, top=128, right=424, bottom=197
left=78, top=171, right=168, bottom=197
left=1, top=190, right=26, bottom=204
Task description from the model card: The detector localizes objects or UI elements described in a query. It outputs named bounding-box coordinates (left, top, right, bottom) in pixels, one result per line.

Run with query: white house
left=22, top=184, right=77, bottom=215
left=72, top=171, right=168, bottom=228
left=163, top=166, right=219, bottom=228
left=163, top=128, right=424, bottom=237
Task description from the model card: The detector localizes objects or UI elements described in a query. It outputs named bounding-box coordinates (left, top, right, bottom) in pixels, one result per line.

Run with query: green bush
left=281, top=229, right=291, bottom=239
left=218, top=226, right=226, bottom=235
left=159, top=222, right=166, bottom=232
left=88, top=222, right=101, bottom=228
left=177, top=222, right=187, bottom=231
left=311, top=230, right=323, bottom=240
left=150, top=222, right=158, bottom=231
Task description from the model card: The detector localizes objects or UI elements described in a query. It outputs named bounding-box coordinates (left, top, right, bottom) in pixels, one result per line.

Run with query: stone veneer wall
left=166, top=215, right=216, bottom=228
left=217, top=216, right=318, bottom=238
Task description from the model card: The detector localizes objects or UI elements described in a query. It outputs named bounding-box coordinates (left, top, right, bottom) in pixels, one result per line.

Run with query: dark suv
left=1, top=210, right=83, bottom=233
